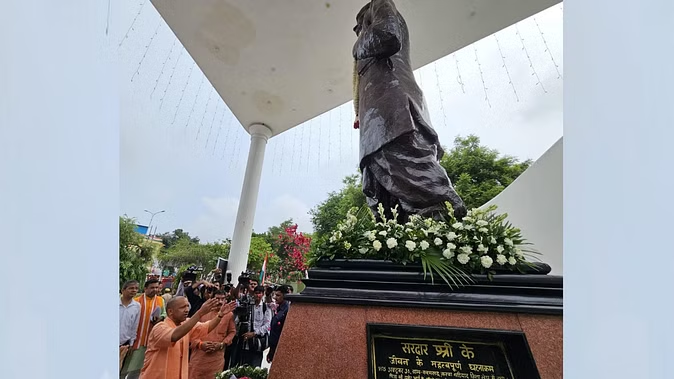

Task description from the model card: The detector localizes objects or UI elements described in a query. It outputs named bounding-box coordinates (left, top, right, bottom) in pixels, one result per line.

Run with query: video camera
left=233, top=271, right=255, bottom=321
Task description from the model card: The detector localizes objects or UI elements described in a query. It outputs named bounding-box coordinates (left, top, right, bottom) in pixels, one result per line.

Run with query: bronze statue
left=352, top=0, right=467, bottom=222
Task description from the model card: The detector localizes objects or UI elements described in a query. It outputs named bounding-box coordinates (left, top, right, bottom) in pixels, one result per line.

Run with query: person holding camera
left=237, top=285, right=272, bottom=367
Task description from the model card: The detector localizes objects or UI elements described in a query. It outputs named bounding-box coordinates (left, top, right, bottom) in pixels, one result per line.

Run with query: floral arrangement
left=216, top=365, right=268, bottom=379
left=274, top=224, right=311, bottom=282
left=315, top=202, right=539, bottom=287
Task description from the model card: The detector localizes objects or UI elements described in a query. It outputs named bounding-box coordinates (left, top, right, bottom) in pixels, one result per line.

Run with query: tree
left=440, top=135, right=532, bottom=210
left=158, top=229, right=200, bottom=250
left=158, top=239, right=229, bottom=274
left=310, top=175, right=366, bottom=237
left=119, top=216, right=155, bottom=288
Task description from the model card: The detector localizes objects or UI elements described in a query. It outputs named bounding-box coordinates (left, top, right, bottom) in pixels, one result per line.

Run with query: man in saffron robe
left=139, top=296, right=236, bottom=379
left=352, top=0, right=467, bottom=222
left=124, top=279, right=166, bottom=378
left=188, top=290, right=237, bottom=379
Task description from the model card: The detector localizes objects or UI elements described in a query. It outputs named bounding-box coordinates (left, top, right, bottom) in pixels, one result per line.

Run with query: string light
left=433, top=62, right=449, bottom=129
left=184, top=77, right=205, bottom=134
left=195, top=90, right=214, bottom=142
left=454, top=53, right=465, bottom=94
left=474, top=47, right=491, bottom=108
left=306, top=118, right=312, bottom=173
left=212, top=112, right=232, bottom=156
left=131, top=20, right=163, bottom=82
left=494, top=34, right=520, bottom=102
left=299, top=123, right=305, bottom=171
left=119, top=0, right=146, bottom=49
left=220, top=111, right=235, bottom=160
left=534, top=17, right=562, bottom=79
left=205, top=103, right=225, bottom=149
left=151, top=40, right=177, bottom=98
left=515, top=23, right=547, bottom=93
left=159, top=49, right=183, bottom=110
left=290, top=127, right=298, bottom=172
left=339, top=107, right=343, bottom=163
left=171, top=63, right=196, bottom=124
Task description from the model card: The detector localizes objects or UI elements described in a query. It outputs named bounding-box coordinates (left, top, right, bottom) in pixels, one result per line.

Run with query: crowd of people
left=119, top=270, right=292, bottom=379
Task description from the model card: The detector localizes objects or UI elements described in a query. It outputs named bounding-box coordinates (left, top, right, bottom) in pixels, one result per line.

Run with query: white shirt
left=252, top=302, right=272, bottom=336
left=119, top=297, right=141, bottom=346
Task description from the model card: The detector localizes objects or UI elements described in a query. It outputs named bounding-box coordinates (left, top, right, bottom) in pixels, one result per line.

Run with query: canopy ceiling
left=152, top=0, right=561, bottom=136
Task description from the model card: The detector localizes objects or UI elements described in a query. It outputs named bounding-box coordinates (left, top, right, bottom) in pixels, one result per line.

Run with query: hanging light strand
left=494, top=34, right=520, bottom=102
left=151, top=40, right=177, bottom=98
left=454, top=53, right=465, bottom=94
left=159, top=49, right=184, bottom=110
left=205, top=102, right=224, bottom=149
left=433, top=62, right=449, bottom=129
left=171, top=62, right=196, bottom=124
left=473, top=47, right=491, bottom=108
left=118, top=0, right=146, bottom=49
left=183, top=77, right=205, bottom=133
left=131, top=20, right=162, bottom=82
left=515, top=24, right=547, bottom=93
left=534, top=17, right=562, bottom=79
left=195, top=89, right=214, bottom=142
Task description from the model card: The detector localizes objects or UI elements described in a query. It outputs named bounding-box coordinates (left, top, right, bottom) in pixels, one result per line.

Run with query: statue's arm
left=352, top=0, right=402, bottom=60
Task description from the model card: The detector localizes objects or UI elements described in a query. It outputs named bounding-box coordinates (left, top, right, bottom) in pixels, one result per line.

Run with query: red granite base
left=268, top=303, right=562, bottom=379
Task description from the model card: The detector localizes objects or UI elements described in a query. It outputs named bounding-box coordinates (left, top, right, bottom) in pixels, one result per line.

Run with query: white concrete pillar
left=227, top=123, right=273, bottom=285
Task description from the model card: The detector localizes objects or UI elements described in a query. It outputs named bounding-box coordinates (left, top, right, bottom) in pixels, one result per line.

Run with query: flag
left=259, top=253, right=268, bottom=284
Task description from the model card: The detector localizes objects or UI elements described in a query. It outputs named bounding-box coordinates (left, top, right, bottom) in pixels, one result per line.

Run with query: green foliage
left=440, top=135, right=532, bottom=209
left=158, top=229, right=200, bottom=249
left=315, top=203, right=538, bottom=287
left=246, top=235, right=275, bottom=273
left=119, top=216, right=154, bottom=288
left=308, top=175, right=367, bottom=266
left=158, top=238, right=230, bottom=275
left=217, top=365, right=268, bottom=379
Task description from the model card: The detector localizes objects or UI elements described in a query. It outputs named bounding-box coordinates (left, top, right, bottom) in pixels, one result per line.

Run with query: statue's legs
left=362, top=131, right=467, bottom=222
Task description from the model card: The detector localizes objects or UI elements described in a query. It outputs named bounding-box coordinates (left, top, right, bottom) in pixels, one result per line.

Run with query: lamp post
left=144, top=209, right=165, bottom=239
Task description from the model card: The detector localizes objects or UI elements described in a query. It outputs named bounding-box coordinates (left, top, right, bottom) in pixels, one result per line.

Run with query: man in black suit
left=352, top=0, right=467, bottom=222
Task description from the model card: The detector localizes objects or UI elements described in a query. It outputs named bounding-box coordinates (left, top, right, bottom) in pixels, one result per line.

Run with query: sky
left=118, top=2, right=563, bottom=243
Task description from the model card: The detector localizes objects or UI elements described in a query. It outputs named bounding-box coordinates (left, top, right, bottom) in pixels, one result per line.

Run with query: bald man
left=139, top=296, right=236, bottom=379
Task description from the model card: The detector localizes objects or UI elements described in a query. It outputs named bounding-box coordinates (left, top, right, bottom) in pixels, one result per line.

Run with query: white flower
left=421, top=229, right=429, bottom=237
left=405, top=240, right=417, bottom=251
left=378, top=231, right=387, bottom=237
left=446, top=232, right=457, bottom=241
left=490, top=236, right=497, bottom=244
left=424, top=219, right=433, bottom=227
left=386, top=238, right=398, bottom=249
left=464, top=224, right=474, bottom=231
left=359, top=248, right=368, bottom=254
left=420, top=241, right=430, bottom=250
left=335, top=231, right=342, bottom=239
left=373, top=240, right=382, bottom=251
left=329, top=236, right=335, bottom=243
left=508, top=257, right=517, bottom=265
left=463, top=217, right=474, bottom=223
left=434, top=238, right=444, bottom=246
left=344, top=241, right=352, bottom=249
left=363, top=231, right=376, bottom=241
left=477, top=244, right=488, bottom=254
left=504, top=238, right=514, bottom=247
left=446, top=243, right=456, bottom=250
left=460, top=246, right=472, bottom=254
left=496, top=254, right=507, bottom=265
left=476, top=220, right=488, bottom=227
left=442, top=248, right=455, bottom=259
left=405, top=228, right=413, bottom=233
left=452, top=222, right=464, bottom=230
left=457, top=253, right=470, bottom=265
left=496, top=245, right=505, bottom=254
left=514, top=248, right=524, bottom=258
left=478, top=228, right=488, bottom=233
left=480, top=256, right=494, bottom=269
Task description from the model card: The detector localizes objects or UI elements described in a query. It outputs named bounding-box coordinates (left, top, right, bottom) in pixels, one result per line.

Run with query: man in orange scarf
left=124, top=279, right=166, bottom=378
left=188, top=290, right=237, bottom=379
left=139, top=296, right=236, bottom=379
